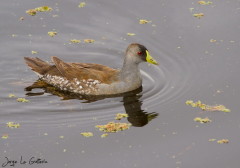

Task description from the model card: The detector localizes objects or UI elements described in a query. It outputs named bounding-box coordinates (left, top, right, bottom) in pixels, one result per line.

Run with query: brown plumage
left=24, top=56, right=119, bottom=84
left=24, top=43, right=158, bottom=95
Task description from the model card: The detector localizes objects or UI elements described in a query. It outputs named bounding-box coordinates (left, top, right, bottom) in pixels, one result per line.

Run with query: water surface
left=1, top=0, right=240, bottom=168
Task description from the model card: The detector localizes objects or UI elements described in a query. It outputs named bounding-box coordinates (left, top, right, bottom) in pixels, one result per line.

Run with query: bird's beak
left=146, top=50, right=159, bottom=65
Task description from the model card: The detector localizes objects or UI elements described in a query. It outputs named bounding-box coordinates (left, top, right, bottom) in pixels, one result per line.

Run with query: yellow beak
left=146, top=50, right=158, bottom=65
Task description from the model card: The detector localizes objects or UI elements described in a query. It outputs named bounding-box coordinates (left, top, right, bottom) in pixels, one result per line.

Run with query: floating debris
left=189, top=8, right=195, bottom=12
left=80, top=132, right=93, bottom=137
left=48, top=31, right=57, bottom=37
left=78, top=2, right=86, bottom=8
left=8, top=94, right=16, bottom=98
left=31, top=51, right=38, bottom=54
left=194, top=117, right=212, bottom=123
left=193, top=13, right=204, bottom=19
left=35, top=6, right=52, bottom=12
left=59, top=136, right=64, bottom=139
left=210, top=39, right=217, bottom=43
left=70, top=39, right=81, bottom=43
left=2, top=134, right=9, bottom=139
left=185, top=100, right=230, bottom=112
left=84, top=39, right=95, bottom=43
left=6, top=122, right=20, bottom=128
left=115, top=113, right=128, bottom=120
left=26, top=9, right=37, bottom=16
left=19, top=17, right=24, bottom=21
left=26, top=6, right=52, bottom=16
left=17, top=98, right=29, bottom=103
left=198, top=1, right=213, bottom=5
left=217, top=139, right=229, bottom=144
left=208, top=138, right=216, bottom=142
left=96, top=122, right=131, bottom=133
left=139, top=19, right=151, bottom=24
left=44, top=133, right=48, bottom=136
left=127, top=33, right=136, bottom=36
left=101, top=133, right=109, bottom=138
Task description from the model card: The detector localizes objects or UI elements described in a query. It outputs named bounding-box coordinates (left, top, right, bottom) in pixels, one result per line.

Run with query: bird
left=24, top=43, right=158, bottom=95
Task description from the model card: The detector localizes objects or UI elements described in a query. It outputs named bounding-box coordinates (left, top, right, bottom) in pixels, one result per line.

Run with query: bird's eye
left=137, top=52, right=142, bottom=55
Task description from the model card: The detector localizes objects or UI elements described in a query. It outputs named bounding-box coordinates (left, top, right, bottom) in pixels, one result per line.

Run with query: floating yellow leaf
left=193, top=13, right=204, bottom=19
left=2, top=134, right=9, bottom=139
left=31, top=51, right=38, bottom=54
left=217, top=139, right=229, bottom=144
left=7, top=122, right=20, bottom=128
left=115, top=113, right=128, bottom=120
left=139, top=19, right=151, bottom=24
left=101, top=133, right=109, bottom=138
left=48, top=31, right=57, bottom=37
left=17, top=98, right=29, bottom=103
left=198, top=1, right=213, bottom=5
left=127, top=33, right=136, bottom=36
left=70, top=39, right=81, bottom=43
left=80, top=132, right=93, bottom=137
left=194, top=117, right=212, bottom=123
left=79, top=2, right=86, bottom=8
left=96, top=122, right=131, bottom=133
left=84, top=39, right=95, bottom=43
left=8, top=94, right=16, bottom=98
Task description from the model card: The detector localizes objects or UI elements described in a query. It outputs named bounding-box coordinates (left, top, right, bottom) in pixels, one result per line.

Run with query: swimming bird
left=24, top=43, right=158, bottom=95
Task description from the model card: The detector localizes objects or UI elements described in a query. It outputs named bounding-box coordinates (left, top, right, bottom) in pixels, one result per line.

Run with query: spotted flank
left=42, top=75, right=101, bottom=95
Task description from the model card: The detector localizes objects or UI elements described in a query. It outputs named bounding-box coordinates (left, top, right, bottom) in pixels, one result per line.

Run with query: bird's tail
left=24, top=57, right=50, bottom=76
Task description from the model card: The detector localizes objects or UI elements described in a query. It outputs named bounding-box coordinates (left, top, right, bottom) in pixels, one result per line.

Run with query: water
left=1, top=0, right=240, bottom=167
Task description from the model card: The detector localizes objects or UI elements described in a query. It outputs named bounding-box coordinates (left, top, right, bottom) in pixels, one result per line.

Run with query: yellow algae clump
left=198, top=1, right=212, bottom=5
left=7, top=122, right=20, bottom=128
left=101, top=133, right=109, bottom=138
left=208, top=138, right=216, bottom=142
left=8, top=94, right=16, bottom=98
left=139, top=19, right=151, bottom=24
left=70, top=39, right=81, bottom=43
left=210, top=39, right=217, bottom=43
left=26, top=9, right=37, bottom=16
left=127, top=33, right=136, bottom=36
left=48, top=31, right=57, bottom=37
left=2, top=134, right=9, bottom=139
left=31, top=51, right=38, bottom=54
left=79, top=2, right=86, bottom=8
left=26, top=6, right=52, bottom=16
left=84, top=39, right=95, bottom=43
left=17, top=98, right=29, bottom=103
left=96, top=122, right=131, bottom=133
left=35, top=6, right=52, bottom=12
left=193, top=13, right=204, bottom=19
left=80, top=132, right=93, bottom=137
left=217, top=139, right=229, bottom=144
left=115, top=113, right=128, bottom=120
left=194, top=117, right=212, bottom=123
left=185, top=100, right=230, bottom=112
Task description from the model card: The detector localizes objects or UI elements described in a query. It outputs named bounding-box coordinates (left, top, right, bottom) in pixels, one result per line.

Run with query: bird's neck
left=120, top=56, right=142, bottom=84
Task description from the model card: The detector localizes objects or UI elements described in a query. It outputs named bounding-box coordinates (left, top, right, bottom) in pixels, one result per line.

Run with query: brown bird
left=24, top=43, right=158, bottom=95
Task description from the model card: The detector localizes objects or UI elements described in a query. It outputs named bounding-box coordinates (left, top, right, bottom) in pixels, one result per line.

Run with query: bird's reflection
left=25, top=80, right=158, bottom=127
